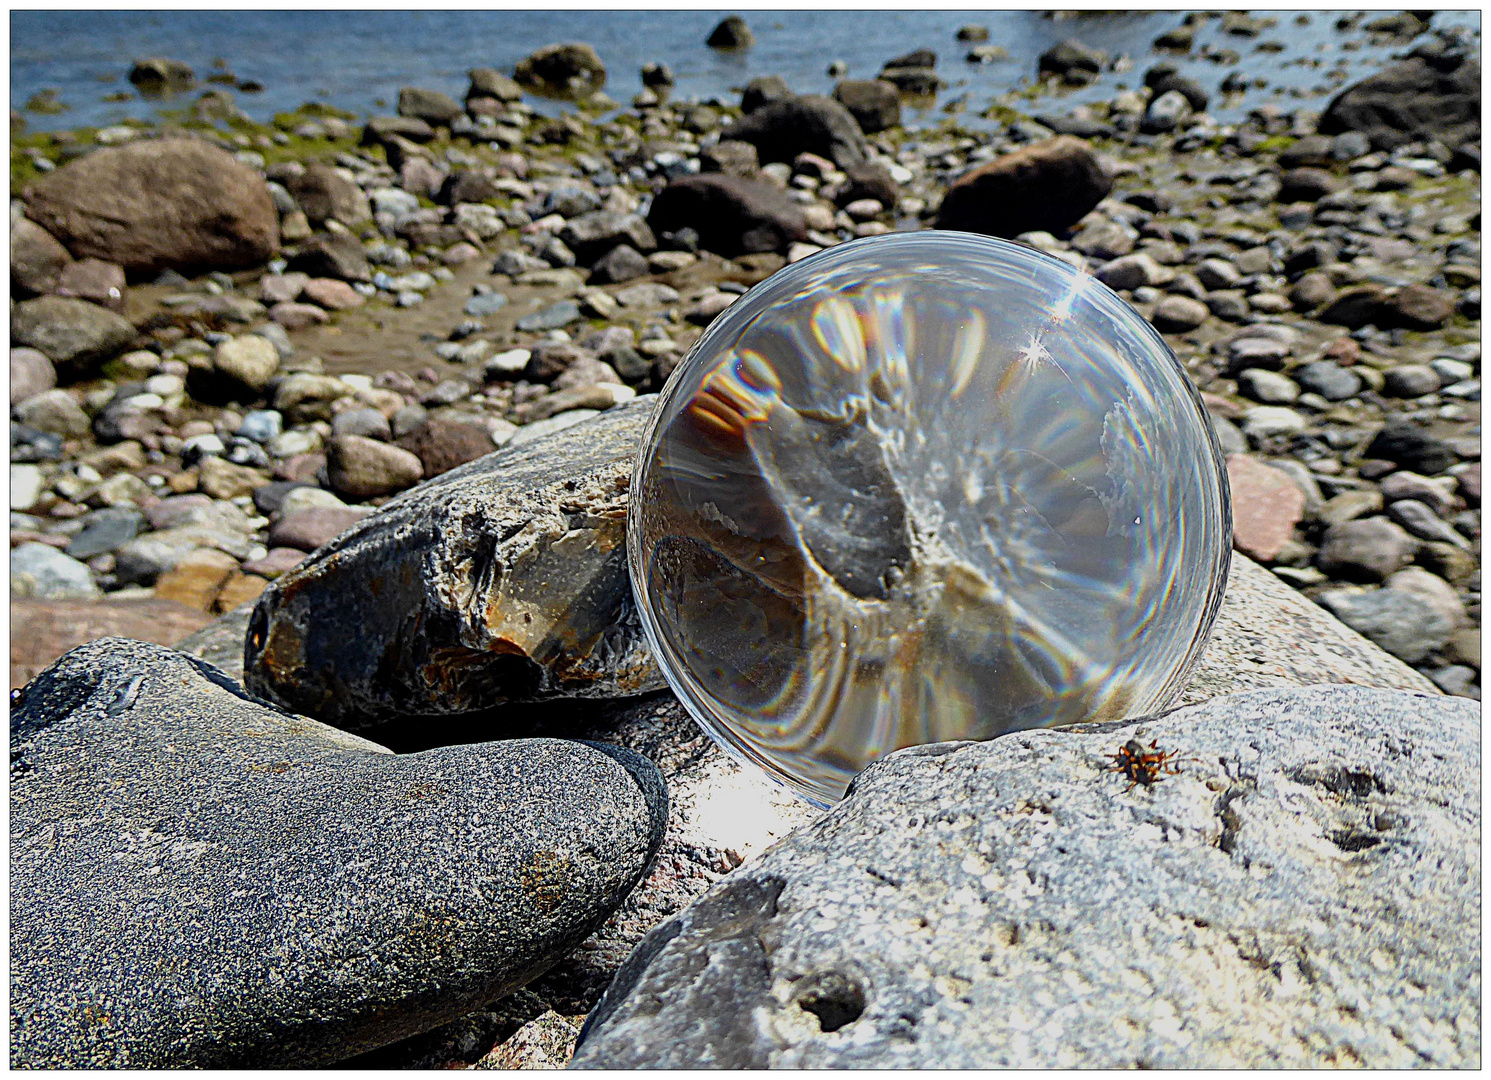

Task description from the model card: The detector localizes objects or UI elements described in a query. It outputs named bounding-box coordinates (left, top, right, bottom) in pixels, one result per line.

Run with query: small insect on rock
left=1111, top=738, right=1183, bottom=792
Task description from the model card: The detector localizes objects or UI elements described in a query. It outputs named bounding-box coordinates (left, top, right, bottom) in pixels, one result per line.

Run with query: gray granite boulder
left=572, top=685, right=1479, bottom=1069
left=244, top=397, right=664, bottom=730
left=11, top=638, right=667, bottom=1068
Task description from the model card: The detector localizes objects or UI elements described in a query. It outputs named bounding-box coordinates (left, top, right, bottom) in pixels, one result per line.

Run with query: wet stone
left=11, top=639, right=667, bottom=1068
left=245, top=398, right=666, bottom=730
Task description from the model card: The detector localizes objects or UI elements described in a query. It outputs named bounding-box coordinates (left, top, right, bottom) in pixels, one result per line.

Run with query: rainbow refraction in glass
left=628, top=232, right=1232, bottom=806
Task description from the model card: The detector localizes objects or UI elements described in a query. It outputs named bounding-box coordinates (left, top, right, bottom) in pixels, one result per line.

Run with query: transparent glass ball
left=628, top=232, right=1232, bottom=807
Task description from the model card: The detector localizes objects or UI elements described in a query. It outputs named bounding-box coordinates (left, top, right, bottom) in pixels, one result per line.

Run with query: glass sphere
left=628, top=232, right=1232, bottom=807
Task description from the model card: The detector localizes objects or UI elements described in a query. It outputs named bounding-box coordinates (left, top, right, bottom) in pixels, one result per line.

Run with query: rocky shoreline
left=10, top=11, right=1481, bottom=1070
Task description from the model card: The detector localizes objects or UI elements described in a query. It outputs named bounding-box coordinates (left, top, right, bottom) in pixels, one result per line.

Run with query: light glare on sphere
left=628, top=232, right=1232, bottom=807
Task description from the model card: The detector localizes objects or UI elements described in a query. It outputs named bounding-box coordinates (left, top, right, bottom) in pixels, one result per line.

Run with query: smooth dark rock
left=588, top=243, right=650, bottom=284
left=572, top=685, right=1477, bottom=1068
left=1318, top=53, right=1480, bottom=151
left=65, top=506, right=144, bottom=559
left=648, top=173, right=808, bottom=258
left=286, top=234, right=372, bottom=283
left=513, top=43, right=606, bottom=96
left=244, top=397, right=665, bottom=729
left=1037, top=39, right=1108, bottom=81
left=741, top=75, right=791, bottom=114
left=935, top=136, right=1111, bottom=238
left=10, top=217, right=73, bottom=297
left=398, top=86, right=463, bottom=126
left=11, top=639, right=667, bottom=1068
left=1366, top=420, right=1458, bottom=475
left=559, top=211, right=656, bottom=264
left=831, top=80, right=901, bottom=136
left=725, top=94, right=869, bottom=170
left=706, top=16, right=753, bottom=49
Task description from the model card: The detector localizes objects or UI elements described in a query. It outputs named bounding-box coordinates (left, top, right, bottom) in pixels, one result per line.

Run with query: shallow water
left=11, top=9, right=1477, bottom=133
left=630, top=234, right=1233, bottom=806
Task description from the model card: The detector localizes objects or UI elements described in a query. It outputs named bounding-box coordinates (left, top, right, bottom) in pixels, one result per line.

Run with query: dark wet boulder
left=128, top=57, right=195, bottom=93
left=647, top=173, right=809, bottom=257
left=725, top=94, right=868, bottom=170
left=832, top=80, right=901, bottom=135
left=706, top=16, right=754, bottom=49
left=1037, top=39, right=1108, bottom=83
left=740, top=75, right=791, bottom=114
left=11, top=638, right=667, bottom=1068
left=244, top=398, right=666, bottom=730
left=1318, top=51, right=1480, bottom=150
left=513, top=43, right=607, bottom=96
left=934, top=135, right=1112, bottom=238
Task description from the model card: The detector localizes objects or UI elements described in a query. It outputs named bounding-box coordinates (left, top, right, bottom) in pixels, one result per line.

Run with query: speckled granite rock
left=1177, top=552, right=1439, bottom=705
left=572, top=685, right=1479, bottom=1069
left=10, top=639, right=667, bottom=1069
left=244, top=397, right=664, bottom=730
left=174, top=599, right=256, bottom=682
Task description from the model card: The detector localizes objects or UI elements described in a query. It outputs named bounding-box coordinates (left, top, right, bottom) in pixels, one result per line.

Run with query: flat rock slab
left=572, top=685, right=1479, bottom=1069
left=10, top=639, right=667, bottom=1068
left=244, top=397, right=663, bottom=729
left=11, top=597, right=214, bottom=688
left=1178, top=552, right=1439, bottom=705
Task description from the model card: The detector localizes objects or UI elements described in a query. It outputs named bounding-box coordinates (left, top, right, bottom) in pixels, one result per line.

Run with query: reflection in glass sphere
left=628, top=232, right=1232, bottom=807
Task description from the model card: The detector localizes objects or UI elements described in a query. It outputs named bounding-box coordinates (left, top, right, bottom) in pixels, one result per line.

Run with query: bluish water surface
left=11, top=9, right=1479, bottom=132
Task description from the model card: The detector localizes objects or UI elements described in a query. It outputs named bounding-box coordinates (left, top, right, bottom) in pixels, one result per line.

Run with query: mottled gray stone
left=10, top=639, right=667, bottom=1069
left=244, top=397, right=665, bottom=729
left=1317, top=586, right=1459, bottom=665
left=11, top=542, right=100, bottom=599
left=573, top=685, right=1479, bottom=1069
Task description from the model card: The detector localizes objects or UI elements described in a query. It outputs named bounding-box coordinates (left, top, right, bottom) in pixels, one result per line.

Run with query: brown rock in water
left=934, top=135, right=1112, bottom=238
left=244, top=397, right=664, bottom=729
left=1318, top=52, right=1480, bottom=151
left=513, top=43, right=607, bottom=96
left=10, top=597, right=214, bottom=688
left=23, top=139, right=279, bottom=275
left=1225, top=454, right=1306, bottom=563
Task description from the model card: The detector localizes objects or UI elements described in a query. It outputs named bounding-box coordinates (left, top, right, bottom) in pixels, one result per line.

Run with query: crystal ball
left=628, top=232, right=1232, bottom=806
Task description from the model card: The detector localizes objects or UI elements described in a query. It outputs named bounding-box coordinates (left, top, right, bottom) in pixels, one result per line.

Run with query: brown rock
left=301, top=278, right=366, bottom=310
left=9, top=295, right=137, bottom=377
left=53, top=258, right=127, bottom=311
left=698, top=140, right=760, bottom=178
left=326, top=435, right=425, bottom=499
left=23, top=138, right=279, bottom=275
left=241, top=547, right=307, bottom=578
left=285, top=233, right=372, bottom=283
left=269, top=301, right=331, bottom=330
left=260, top=272, right=310, bottom=305
left=10, top=218, right=73, bottom=296
left=396, top=416, right=495, bottom=479
left=1275, top=167, right=1343, bottom=202
left=268, top=507, right=375, bottom=552
left=214, top=572, right=270, bottom=614
left=286, top=163, right=371, bottom=228
left=10, top=348, right=57, bottom=405
left=1150, top=294, right=1209, bottom=333
left=1382, top=284, right=1456, bottom=330
left=197, top=455, right=270, bottom=500
left=153, top=547, right=240, bottom=612
left=9, top=597, right=214, bottom=688
left=1225, top=454, right=1306, bottom=563
left=646, top=173, right=809, bottom=257
left=934, top=136, right=1112, bottom=238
